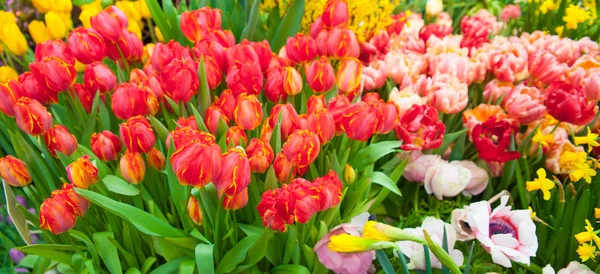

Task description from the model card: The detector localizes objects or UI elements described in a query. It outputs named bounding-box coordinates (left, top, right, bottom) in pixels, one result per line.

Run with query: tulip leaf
left=350, top=141, right=402, bottom=171
left=368, top=172, right=402, bottom=196
left=197, top=57, right=213, bottom=117
left=141, top=257, right=157, bottom=274
left=464, top=242, right=475, bottom=274
left=190, top=104, right=210, bottom=132
left=149, top=257, right=185, bottom=274
left=102, top=175, right=140, bottom=196
left=270, top=0, right=305, bottom=52
left=75, top=188, right=185, bottom=237
left=73, top=0, right=95, bottom=6
left=423, top=231, right=462, bottom=274
left=375, top=250, right=395, bottom=274
left=432, top=128, right=468, bottom=156
left=93, top=232, right=122, bottom=274
left=271, top=112, right=283, bottom=156
left=240, top=0, right=261, bottom=40
left=146, top=0, right=173, bottom=41
left=17, top=245, right=85, bottom=266
left=148, top=116, right=169, bottom=143
left=215, top=234, right=260, bottom=274
left=81, top=91, right=101, bottom=148
left=179, top=259, right=196, bottom=274
left=195, top=244, right=215, bottom=274
left=3, top=181, right=32, bottom=244
left=271, top=265, right=311, bottom=274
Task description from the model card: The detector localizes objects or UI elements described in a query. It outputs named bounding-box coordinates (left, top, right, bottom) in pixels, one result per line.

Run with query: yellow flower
left=128, top=19, right=142, bottom=40
left=28, top=20, right=51, bottom=44
left=559, top=150, right=588, bottom=171
left=74, top=60, right=86, bottom=73
left=138, top=0, right=152, bottom=19
left=545, top=114, right=559, bottom=126
left=155, top=26, right=165, bottom=42
left=539, top=0, right=556, bottom=14
left=575, top=220, right=600, bottom=246
left=80, top=2, right=102, bottom=29
left=595, top=208, right=600, bottom=219
left=563, top=5, right=591, bottom=30
left=569, top=162, right=597, bottom=184
left=54, top=0, right=73, bottom=13
left=1, top=23, right=28, bottom=56
left=577, top=243, right=596, bottom=262
left=574, top=127, right=600, bottom=153
left=0, top=11, right=16, bottom=24
left=45, top=11, right=70, bottom=40
left=528, top=206, right=537, bottom=219
left=32, top=0, right=52, bottom=13
left=555, top=26, right=564, bottom=36
left=526, top=168, right=555, bottom=200
left=116, top=0, right=143, bottom=24
left=328, top=234, right=396, bottom=252
left=362, top=221, right=397, bottom=241
left=532, top=129, right=554, bottom=147
left=0, top=66, right=18, bottom=82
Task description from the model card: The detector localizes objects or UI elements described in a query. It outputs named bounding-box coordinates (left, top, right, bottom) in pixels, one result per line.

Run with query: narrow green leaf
left=146, top=0, right=172, bottom=41
left=350, top=141, right=402, bottom=171
left=149, top=257, right=185, bottom=274
left=423, top=231, right=462, bottom=274
left=178, top=259, right=196, bottom=274
left=423, top=245, right=433, bottom=274
left=102, top=175, right=140, bottom=196
left=376, top=250, right=395, bottom=274
left=271, top=265, right=311, bottom=274
left=368, top=172, right=402, bottom=196
left=17, top=245, right=85, bottom=266
left=464, top=242, right=475, bottom=274
left=148, top=116, right=169, bottom=143
left=195, top=244, right=215, bottom=274
left=270, top=0, right=305, bottom=52
left=197, top=56, right=212, bottom=118
left=432, top=128, right=468, bottom=155
left=80, top=91, right=101, bottom=147
left=93, top=232, right=122, bottom=274
left=215, top=234, right=260, bottom=274
left=442, top=227, right=449, bottom=274
left=3, top=181, right=32, bottom=244
left=190, top=104, right=210, bottom=132
left=73, top=0, right=95, bottom=6
left=240, top=0, right=261, bottom=40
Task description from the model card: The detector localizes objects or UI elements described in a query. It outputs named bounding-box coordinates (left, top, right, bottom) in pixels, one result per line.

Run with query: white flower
left=424, top=162, right=472, bottom=200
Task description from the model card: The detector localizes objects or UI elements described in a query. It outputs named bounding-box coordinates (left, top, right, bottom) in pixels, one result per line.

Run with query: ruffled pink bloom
left=529, top=50, right=568, bottom=87
left=469, top=58, right=488, bottom=84
left=542, top=261, right=595, bottom=274
left=388, top=34, right=426, bottom=54
left=483, top=79, right=514, bottom=105
left=436, top=12, right=453, bottom=27
left=400, top=13, right=425, bottom=38
left=401, top=74, right=434, bottom=97
left=396, top=217, right=464, bottom=270
left=466, top=196, right=538, bottom=268
left=385, top=52, right=428, bottom=84
left=474, top=10, right=503, bottom=34
left=577, top=37, right=600, bottom=55
left=424, top=162, right=472, bottom=200
left=362, top=60, right=388, bottom=91
left=427, top=74, right=469, bottom=114
left=460, top=14, right=491, bottom=49
left=500, top=4, right=521, bottom=22
left=490, top=44, right=529, bottom=83
left=388, top=87, right=426, bottom=118
left=450, top=160, right=489, bottom=196
left=504, top=84, right=546, bottom=125
left=403, top=153, right=445, bottom=183
left=582, top=69, right=600, bottom=100
left=487, top=161, right=504, bottom=178
left=546, top=37, right=581, bottom=65
left=426, top=35, right=467, bottom=56
left=428, top=53, right=470, bottom=83
left=314, top=214, right=374, bottom=274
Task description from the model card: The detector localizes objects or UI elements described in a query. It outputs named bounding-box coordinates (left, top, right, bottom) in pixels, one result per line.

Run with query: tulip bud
left=18, top=72, right=55, bottom=105
left=296, top=114, right=309, bottom=131
left=234, top=93, right=263, bottom=131
left=306, top=57, right=335, bottom=93
left=72, top=84, right=95, bottom=113
left=202, top=55, right=223, bottom=89
left=67, top=27, right=107, bottom=64
left=43, top=125, right=78, bottom=157
left=214, top=89, right=235, bottom=120
left=119, top=116, right=156, bottom=153
left=328, top=94, right=351, bottom=133
left=246, top=138, right=274, bottom=173
left=176, top=116, right=198, bottom=130
left=226, top=63, right=264, bottom=97
left=120, top=150, right=146, bottom=184
left=226, top=126, right=248, bottom=147
left=187, top=196, right=203, bottom=225
left=308, top=109, right=336, bottom=144
left=376, top=102, right=399, bottom=134
left=170, top=133, right=222, bottom=187
left=222, top=188, right=249, bottom=210
left=307, top=94, right=327, bottom=114
left=315, top=30, right=330, bottom=56
left=91, top=131, right=122, bottom=162
left=151, top=41, right=193, bottom=71
left=205, top=105, right=229, bottom=135
left=339, top=102, right=380, bottom=142
left=111, top=83, right=149, bottom=120
left=328, top=27, right=360, bottom=59
left=336, top=57, right=363, bottom=99
left=193, top=40, right=227, bottom=71
left=90, top=7, right=128, bottom=43
left=273, top=153, right=296, bottom=183
left=106, top=29, right=143, bottom=62
left=0, top=156, right=32, bottom=187
left=28, top=20, right=51, bottom=45
left=30, top=56, right=76, bottom=93
left=250, top=40, right=273, bottom=72
left=322, top=0, right=349, bottom=28
left=180, top=8, right=222, bottom=42
left=52, top=184, right=90, bottom=217
left=13, top=98, right=53, bottom=136
left=0, top=79, right=24, bottom=117
left=84, top=62, right=116, bottom=94
left=215, top=148, right=251, bottom=198
left=66, top=155, right=99, bottom=188
left=283, top=67, right=303, bottom=96
left=39, top=196, right=77, bottom=234
left=265, top=63, right=286, bottom=103
left=282, top=130, right=321, bottom=167
left=44, top=11, right=69, bottom=40
left=343, top=164, right=356, bottom=185
left=34, top=40, right=75, bottom=65
left=225, top=42, right=259, bottom=69
left=160, top=57, right=199, bottom=103
left=285, top=34, right=317, bottom=64
left=2, top=23, right=28, bottom=56
left=147, top=148, right=166, bottom=170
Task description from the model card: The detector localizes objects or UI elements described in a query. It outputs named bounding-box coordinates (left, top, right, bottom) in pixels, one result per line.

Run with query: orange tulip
left=282, top=130, right=320, bottom=167
left=305, top=57, right=335, bottom=93
left=246, top=138, right=274, bottom=174
left=13, top=97, right=52, bottom=136
left=187, top=196, right=203, bottom=225
left=91, top=130, right=122, bottom=162
left=120, top=150, right=146, bottom=184
left=225, top=126, right=248, bottom=147
left=43, top=125, right=78, bottom=157
left=283, top=66, right=303, bottom=96
left=234, top=93, right=263, bottom=131
left=0, top=156, right=32, bottom=187
left=0, top=79, right=24, bottom=117
left=119, top=116, right=156, bottom=153
left=66, top=156, right=99, bottom=189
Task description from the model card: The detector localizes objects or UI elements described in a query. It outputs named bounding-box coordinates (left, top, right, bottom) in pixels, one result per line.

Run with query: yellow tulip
left=0, top=11, right=16, bottom=24
left=128, top=19, right=142, bottom=40
left=45, top=11, right=69, bottom=39
left=32, top=0, right=52, bottom=13
left=2, top=23, right=28, bottom=56
left=74, top=60, right=86, bottom=73
left=154, top=26, right=164, bottom=42
left=116, top=1, right=142, bottom=23
left=0, top=66, right=18, bottom=82
left=138, top=0, right=152, bottom=19
left=54, top=0, right=74, bottom=13
left=80, top=3, right=102, bottom=29
left=28, top=20, right=51, bottom=44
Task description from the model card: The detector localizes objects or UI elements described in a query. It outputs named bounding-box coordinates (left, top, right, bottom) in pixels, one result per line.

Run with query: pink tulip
left=403, top=153, right=445, bottom=183
left=450, top=160, right=489, bottom=196
left=388, top=87, right=426, bottom=118
left=490, top=44, right=529, bottom=83
left=500, top=4, right=521, bottom=22
left=362, top=60, right=388, bottom=91
left=529, top=50, right=568, bottom=86
left=427, top=74, right=468, bottom=114
left=504, top=84, right=546, bottom=125
left=424, top=162, right=472, bottom=200
left=483, top=79, right=514, bottom=105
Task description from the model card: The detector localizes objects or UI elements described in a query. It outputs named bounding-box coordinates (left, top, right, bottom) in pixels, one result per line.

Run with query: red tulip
left=160, top=57, right=199, bottom=103
left=187, top=196, right=203, bottom=225
left=545, top=81, right=597, bottom=125
left=66, top=155, right=99, bottom=188
left=147, top=148, right=166, bottom=170
left=72, top=84, right=96, bottom=113
left=225, top=42, right=259, bottom=69
left=328, top=27, right=360, bottom=59
left=39, top=196, right=77, bottom=234
left=216, top=89, right=236, bottom=120
left=151, top=41, right=193, bottom=71
left=30, top=56, right=76, bottom=93
left=222, top=188, right=248, bottom=210
left=120, top=150, right=146, bottom=184
left=336, top=57, right=363, bottom=99
left=305, top=57, right=335, bottom=93
left=84, top=62, right=116, bottom=94
left=315, top=30, right=330, bottom=56
left=205, top=105, right=229, bottom=135
left=215, top=147, right=251, bottom=198
left=176, top=116, right=199, bottom=130
left=273, top=153, right=296, bottom=183
left=268, top=103, right=299, bottom=140
left=201, top=54, right=223, bottom=89
left=91, top=130, right=123, bottom=162
left=106, top=29, right=143, bottom=62
left=395, top=104, right=445, bottom=151
left=19, top=72, right=55, bottom=105
left=170, top=134, right=222, bottom=187
left=180, top=7, right=222, bottom=42
left=225, top=126, right=248, bottom=147
left=283, top=66, right=303, bottom=96
left=339, top=102, right=380, bottom=142
left=311, top=170, right=343, bottom=211
left=282, top=130, right=320, bottom=167
left=234, top=93, right=263, bottom=130
left=250, top=40, right=273, bottom=72
left=285, top=34, right=317, bottom=64
left=205, top=29, right=235, bottom=48
left=119, top=116, right=156, bottom=153
left=376, top=102, right=398, bottom=134
left=226, top=63, right=264, bottom=97
left=0, top=156, right=31, bottom=187
left=111, top=83, right=149, bottom=120
left=166, top=127, right=210, bottom=150
left=472, top=117, right=521, bottom=163
left=288, top=178, right=321, bottom=223
left=265, top=61, right=286, bottom=103
left=52, top=184, right=89, bottom=216
left=193, top=39, right=227, bottom=71
left=419, top=24, right=452, bottom=42
left=35, top=40, right=75, bottom=65
left=246, top=138, right=274, bottom=173
left=308, top=109, right=335, bottom=144
left=90, top=6, right=128, bottom=43
left=307, top=94, right=327, bottom=114
left=257, top=185, right=295, bottom=232
left=67, top=27, right=107, bottom=64
left=322, top=0, right=349, bottom=28
left=13, top=98, right=52, bottom=136
left=43, top=125, right=78, bottom=157
left=0, top=79, right=24, bottom=117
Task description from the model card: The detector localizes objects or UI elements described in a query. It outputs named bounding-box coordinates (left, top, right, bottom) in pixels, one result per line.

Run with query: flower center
left=489, top=218, right=517, bottom=238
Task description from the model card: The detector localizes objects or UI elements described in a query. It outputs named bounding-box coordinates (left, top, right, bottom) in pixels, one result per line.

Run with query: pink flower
left=314, top=213, right=375, bottom=274
left=582, top=69, right=600, bottom=101
left=428, top=53, right=470, bottom=83
left=450, top=160, right=489, bottom=196
left=529, top=50, right=568, bottom=86
left=490, top=44, right=529, bottom=83
left=466, top=196, right=538, bottom=268
left=504, top=84, right=546, bottom=125
left=451, top=208, right=474, bottom=241
left=487, top=161, right=504, bottom=178
left=388, top=87, right=426, bottom=118
left=403, top=153, right=445, bottom=183
left=396, top=217, right=464, bottom=270
left=483, top=79, right=514, bottom=105
left=362, top=60, right=388, bottom=91
left=546, top=38, right=581, bottom=65
left=469, top=58, right=488, bottom=84
left=385, top=52, right=427, bottom=84
left=542, top=261, right=595, bottom=274
left=427, top=74, right=468, bottom=114
left=424, top=162, right=472, bottom=200
left=500, top=4, right=521, bottom=22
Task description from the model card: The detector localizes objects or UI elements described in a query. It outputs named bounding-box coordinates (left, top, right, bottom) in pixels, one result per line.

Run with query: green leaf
left=148, top=116, right=169, bottom=143
left=464, top=242, right=475, bottom=274
left=190, top=104, right=210, bottom=132
left=102, top=175, right=140, bottom=196
left=368, top=172, right=402, bottom=196
left=240, top=0, right=261, bottom=40
left=197, top=56, right=212, bottom=118
left=80, top=91, right=101, bottom=147
left=270, top=0, right=305, bottom=52
left=146, top=0, right=172, bottom=41
left=149, top=257, right=185, bottom=274
left=423, top=231, right=462, bottom=274
left=179, top=259, right=196, bottom=274
left=432, top=128, right=468, bottom=155
left=195, top=244, right=215, bottom=274
left=73, top=0, right=95, bottom=7
left=376, top=250, right=395, bottom=274
left=17, top=245, right=85, bottom=266
left=75, top=188, right=185, bottom=237
left=215, top=234, right=260, bottom=274
left=93, top=232, right=122, bottom=274
left=271, top=112, right=283, bottom=155
left=141, top=257, right=157, bottom=274
left=238, top=229, right=272, bottom=271
left=271, top=265, right=311, bottom=274
left=350, top=141, right=402, bottom=171
left=3, top=181, right=32, bottom=244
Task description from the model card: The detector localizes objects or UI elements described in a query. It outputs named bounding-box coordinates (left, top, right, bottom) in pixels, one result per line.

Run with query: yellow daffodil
left=555, top=26, right=564, bottom=36
left=1, top=23, right=28, bottom=56
left=362, top=221, right=397, bottom=241
left=0, top=66, right=18, bottom=82
left=526, top=168, right=555, bottom=200
left=575, top=220, right=600, bottom=246
left=595, top=208, right=600, bottom=219
left=539, top=0, right=556, bottom=14
left=574, top=127, right=600, bottom=153
left=328, top=234, right=397, bottom=253
left=577, top=242, right=596, bottom=262
left=569, top=162, right=597, bottom=184
left=545, top=114, right=559, bottom=126
left=532, top=129, right=554, bottom=147
left=139, top=0, right=152, bottom=19
left=45, top=11, right=70, bottom=40
left=28, top=20, right=51, bottom=44
left=559, top=150, right=588, bottom=171
left=563, top=5, right=591, bottom=29
left=528, top=206, right=537, bottom=219
left=0, top=11, right=16, bottom=24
